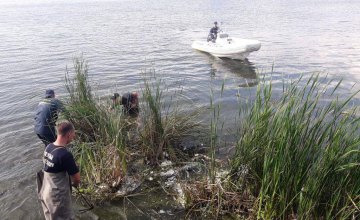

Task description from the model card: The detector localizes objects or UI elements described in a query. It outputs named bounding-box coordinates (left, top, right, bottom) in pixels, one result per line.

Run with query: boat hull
left=192, top=38, right=261, bottom=60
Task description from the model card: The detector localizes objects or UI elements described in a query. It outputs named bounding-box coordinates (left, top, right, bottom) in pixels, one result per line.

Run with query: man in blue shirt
left=39, top=121, right=80, bottom=220
left=34, top=89, right=63, bottom=146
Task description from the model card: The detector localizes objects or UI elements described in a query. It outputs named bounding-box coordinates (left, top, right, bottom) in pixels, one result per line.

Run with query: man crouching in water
left=110, top=92, right=139, bottom=116
left=122, top=92, right=139, bottom=116
left=39, top=121, right=80, bottom=220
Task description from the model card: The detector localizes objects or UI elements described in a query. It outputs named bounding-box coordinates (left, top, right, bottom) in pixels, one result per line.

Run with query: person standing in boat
left=34, top=89, right=64, bottom=147
left=208, top=21, right=219, bottom=42
left=39, top=121, right=80, bottom=220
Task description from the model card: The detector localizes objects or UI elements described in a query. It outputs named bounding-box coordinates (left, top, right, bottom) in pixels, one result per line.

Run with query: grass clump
left=139, top=71, right=205, bottom=165
left=230, top=75, right=360, bottom=219
left=63, top=57, right=127, bottom=189
left=63, top=60, right=205, bottom=193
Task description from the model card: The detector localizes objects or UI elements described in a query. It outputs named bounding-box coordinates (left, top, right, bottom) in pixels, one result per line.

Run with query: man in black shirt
left=39, top=121, right=80, bottom=220
left=208, top=21, right=219, bottom=42
left=34, top=89, right=64, bottom=146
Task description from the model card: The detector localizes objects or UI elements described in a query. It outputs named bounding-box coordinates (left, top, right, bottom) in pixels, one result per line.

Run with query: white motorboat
left=192, top=32, right=261, bottom=60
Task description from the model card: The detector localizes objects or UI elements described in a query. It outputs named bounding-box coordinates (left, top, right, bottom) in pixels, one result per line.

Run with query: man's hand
left=71, top=172, right=81, bottom=187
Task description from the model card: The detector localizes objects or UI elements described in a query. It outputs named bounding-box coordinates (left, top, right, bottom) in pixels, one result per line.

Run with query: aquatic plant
left=61, top=57, right=359, bottom=219
left=183, top=80, right=243, bottom=219
left=63, top=57, right=127, bottom=189
left=139, top=71, right=205, bottom=165
left=230, top=74, right=360, bottom=219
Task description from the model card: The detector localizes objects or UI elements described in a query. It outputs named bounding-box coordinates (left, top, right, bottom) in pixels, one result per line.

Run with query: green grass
left=230, top=74, right=360, bottom=219
left=63, top=57, right=127, bottom=189
left=139, top=71, right=205, bottom=165
left=63, top=59, right=205, bottom=190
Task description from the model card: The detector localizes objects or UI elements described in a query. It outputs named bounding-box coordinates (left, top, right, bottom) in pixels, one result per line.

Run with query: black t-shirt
left=210, top=26, right=219, bottom=34
left=43, top=143, right=79, bottom=175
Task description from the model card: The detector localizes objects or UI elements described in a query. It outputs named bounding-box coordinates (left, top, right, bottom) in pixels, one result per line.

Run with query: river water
left=0, top=0, right=360, bottom=219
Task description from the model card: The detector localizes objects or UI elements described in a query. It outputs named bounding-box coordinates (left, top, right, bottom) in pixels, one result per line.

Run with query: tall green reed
left=231, top=74, right=360, bottom=219
left=207, top=80, right=225, bottom=217
left=139, top=71, right=204, bottom=165
left=64, top=57, right=127, bottom=188
left=208, top=83, right=223, bottom=184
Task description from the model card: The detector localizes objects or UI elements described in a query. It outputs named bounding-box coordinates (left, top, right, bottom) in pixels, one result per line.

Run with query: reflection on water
left=207, top=56, right=259, bottom=87
left=217, top=58, right=257, bottom=79
left=198, top=51, right=257, bottom=80
left=238, top=80, right=258, bottom=88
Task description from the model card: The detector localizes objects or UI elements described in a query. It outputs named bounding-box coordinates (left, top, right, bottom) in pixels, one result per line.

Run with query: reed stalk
left=63, top=56, right=127, bottom=189
left=139, top=71, right=204, bottom=164
left=230, top=74, right=360, bottom=219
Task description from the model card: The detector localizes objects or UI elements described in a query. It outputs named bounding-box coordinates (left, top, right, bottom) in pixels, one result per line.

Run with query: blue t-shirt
left=43, top=144, right=79, bottom=176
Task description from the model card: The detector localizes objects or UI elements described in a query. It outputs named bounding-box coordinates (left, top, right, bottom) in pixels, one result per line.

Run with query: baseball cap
left=45, top=89, right=55, bottom=98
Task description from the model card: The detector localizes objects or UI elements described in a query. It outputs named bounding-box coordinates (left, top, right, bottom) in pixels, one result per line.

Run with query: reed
left=230, top=74, right=360, bottom=219
left=182, top=80, right=235, bottom=219
left=139, top=71, right=204, bottom=164
left=210, top=80, right=226, bottom=182
left=62, top=57, right=359, bottom=218
left=63, top=57, right=127, bottom=189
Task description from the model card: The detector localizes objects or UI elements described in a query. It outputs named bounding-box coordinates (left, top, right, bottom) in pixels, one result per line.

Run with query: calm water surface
left=1, top=0, right=360, bottom=219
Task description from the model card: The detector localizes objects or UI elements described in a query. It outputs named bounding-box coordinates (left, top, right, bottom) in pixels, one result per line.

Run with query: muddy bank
left=75, top=149, right=226, bottom=220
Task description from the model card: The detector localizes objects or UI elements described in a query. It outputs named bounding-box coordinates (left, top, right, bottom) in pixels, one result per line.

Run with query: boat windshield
left=219, top=33, right=229, bottom=38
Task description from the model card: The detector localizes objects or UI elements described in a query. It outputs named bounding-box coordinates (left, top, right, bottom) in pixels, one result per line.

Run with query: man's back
left=43, top=143, right=78, bottom=175
left=34, top=98, right=62, bottom=135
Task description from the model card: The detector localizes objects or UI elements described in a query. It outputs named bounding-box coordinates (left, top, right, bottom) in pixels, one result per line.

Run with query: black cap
left=45, top=89, right=55, bottom=98
left=111, top=93, right=120, bottom=100
left=214, top=21, right=218, bottom=25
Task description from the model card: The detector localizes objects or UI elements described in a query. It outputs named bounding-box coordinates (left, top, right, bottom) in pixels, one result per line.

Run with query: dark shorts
left=37, top=134, right=56, bottom=147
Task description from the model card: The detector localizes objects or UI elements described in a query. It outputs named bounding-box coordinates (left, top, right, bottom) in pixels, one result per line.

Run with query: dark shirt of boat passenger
left=210, top=27, right=219, bottom=35
left=210, top=22, right=219, bottom=35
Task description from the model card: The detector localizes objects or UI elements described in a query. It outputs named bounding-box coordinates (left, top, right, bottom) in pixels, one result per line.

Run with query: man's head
left=56, top=121, right=75, bottom=145
left=45, top=89, right=55, bottom=98
left=111, top=93, right=120, bottom=104
left=130, top=92, right=139, bottom=105
left=214, top=21, right=218, bottom=27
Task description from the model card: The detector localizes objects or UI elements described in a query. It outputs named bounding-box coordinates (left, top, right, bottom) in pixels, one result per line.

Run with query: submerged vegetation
left=63, top=57, right=359, bottom=219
